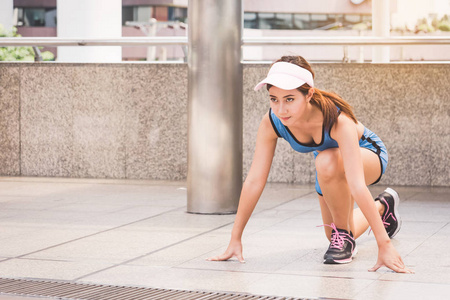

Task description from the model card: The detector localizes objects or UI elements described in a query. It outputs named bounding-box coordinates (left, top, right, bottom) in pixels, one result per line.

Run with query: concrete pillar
left=0, top=0, right=13, bottom=33
left=57, top=0, right=122, bottom=62
left=372, top=0, right=390, bottom=63
left=187, top=0, right=243, bottom=214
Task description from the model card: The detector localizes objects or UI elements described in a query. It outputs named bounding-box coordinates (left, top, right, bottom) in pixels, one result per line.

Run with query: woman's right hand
left=206, top=239, right=245, bottom=263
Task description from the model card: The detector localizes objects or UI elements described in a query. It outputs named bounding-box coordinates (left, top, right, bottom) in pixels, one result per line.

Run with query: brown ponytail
left=271, top=56, right=357, bottom=130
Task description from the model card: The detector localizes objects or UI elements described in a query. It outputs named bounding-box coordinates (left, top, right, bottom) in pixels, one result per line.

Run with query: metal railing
left=243, top=36, right=450, bottom=46
left=1, top=36, right=450, bottom=61
left=2, top=36, right=450, bottom=46
left=0, top=37, right=188, bottom=47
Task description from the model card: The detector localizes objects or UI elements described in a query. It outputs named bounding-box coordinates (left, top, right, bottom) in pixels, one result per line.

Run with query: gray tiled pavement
left=0, top=177, right=449, bottom=300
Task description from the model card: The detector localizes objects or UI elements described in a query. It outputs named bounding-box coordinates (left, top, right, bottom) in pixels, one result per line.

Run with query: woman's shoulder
left=260, top=111, right=280, bottom=140
left=330, top=112, right=359, bottom=138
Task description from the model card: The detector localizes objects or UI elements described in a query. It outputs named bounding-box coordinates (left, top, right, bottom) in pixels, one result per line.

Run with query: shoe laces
left=317, top=223, right=346, bottom=250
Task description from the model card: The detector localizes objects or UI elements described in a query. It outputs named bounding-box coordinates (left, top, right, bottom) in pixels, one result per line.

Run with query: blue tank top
left=269, top=108, right=339, bottom=153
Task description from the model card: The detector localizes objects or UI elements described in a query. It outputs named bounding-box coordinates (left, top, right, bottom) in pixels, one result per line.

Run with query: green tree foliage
left=0, top=24, right=55, bottom=61
left=437, top=15, right=450, bottom=31
left=415, top=15, right=450, bottom=33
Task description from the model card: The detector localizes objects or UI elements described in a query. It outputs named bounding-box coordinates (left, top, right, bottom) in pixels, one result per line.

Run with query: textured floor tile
left=0, top=258, right=113, bottom=281
left=0, top=227, right=100, bottom=257
left=353, top=280, right=450, bottom=300
left=246, top=273, right=374, bottom=299
left=379, top=265, right=450, bottom=285
left=275, top=251, right=385, bottom=281
left=0, top=177, right=448, bottom=299
left=127, top=231, right=232, bottom=267
left=79, top=265, right=269, bottom=294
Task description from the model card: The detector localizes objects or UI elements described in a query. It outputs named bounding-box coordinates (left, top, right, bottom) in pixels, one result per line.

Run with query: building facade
left=3, top=0, right=450, bottom=61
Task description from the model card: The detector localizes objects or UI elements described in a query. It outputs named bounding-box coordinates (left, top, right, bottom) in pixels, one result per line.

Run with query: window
left=122, top=7, right=134, bottom=25
left=258, top=13, right=275, bottom=29
left=343, top=14, right=362, bottom=28
left=15, top=7, right=57, bottom=27
left=310, top=14, right=329, bottom=29
left=293, top=14, right=310, bottom=30
left=256, top=13, right=294, bottom=30
left=243, top=12, right=371, bottom=31
left=273, top=13, right=293, bottom=29
left=362, top=15, right=372, bottom=23
left=135, top=6, right=152, bottom=23
left=168, top=7, right=187, bottom=22
left=244, top=12, right=258, bottom=29
left=122, top=6, right=153, bottom=25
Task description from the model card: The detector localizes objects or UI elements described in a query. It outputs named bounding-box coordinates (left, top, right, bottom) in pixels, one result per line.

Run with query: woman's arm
left=332, top=114, right=413, bottom=273
left=207, top=113, right=278, bottom=262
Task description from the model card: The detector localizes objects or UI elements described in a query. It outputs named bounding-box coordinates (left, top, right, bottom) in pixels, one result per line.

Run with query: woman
left=207, top=56, right=413, bottom=273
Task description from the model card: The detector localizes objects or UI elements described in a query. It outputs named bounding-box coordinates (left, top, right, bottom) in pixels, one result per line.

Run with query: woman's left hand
left=369, top=241, right=414, bottom=273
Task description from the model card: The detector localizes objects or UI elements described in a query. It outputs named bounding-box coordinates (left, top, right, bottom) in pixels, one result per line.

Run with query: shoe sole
left=385, top=187, right=402, bottom=238
left=323, top=247, right=358, bottom=264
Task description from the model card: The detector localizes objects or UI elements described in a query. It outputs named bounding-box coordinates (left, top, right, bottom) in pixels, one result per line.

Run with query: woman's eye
left=270, top=98, right=278, bottom=102
left=286, top=98, right=294, bottom=102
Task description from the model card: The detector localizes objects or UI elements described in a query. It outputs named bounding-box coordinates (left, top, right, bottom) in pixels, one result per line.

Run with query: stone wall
left=0, top=62, right=448, bottom=186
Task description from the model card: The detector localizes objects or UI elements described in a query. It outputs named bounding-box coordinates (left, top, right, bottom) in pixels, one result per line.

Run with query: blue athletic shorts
left=313, top=127, right=388, bottom=196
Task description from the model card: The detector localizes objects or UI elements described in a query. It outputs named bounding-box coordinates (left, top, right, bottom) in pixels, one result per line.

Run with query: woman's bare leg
left=316, top=148, right=385, bottom=240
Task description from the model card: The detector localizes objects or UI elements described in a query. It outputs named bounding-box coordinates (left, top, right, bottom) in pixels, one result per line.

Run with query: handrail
left=1, top=36, right=450, bottom=47
left=0, top=37, right=188, bottom=47
left=244, top=36, right=450, bottom=46
left=243, top=36, right=450, bottom=46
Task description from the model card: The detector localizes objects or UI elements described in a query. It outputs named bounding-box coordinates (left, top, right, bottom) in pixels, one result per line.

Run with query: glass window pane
left=24, top=8, right=45, bottom=27
left=135, top=6, right=152, bottom=22
left=168, top=7, right=187, bottom=22
left=244, top=12, right=258, bottom=29
left=44, top=8, right=57, bottom=27
left=311, top=14, right=327, bottom=21
left=273, top=13, right=293, bottom=29
left=258, top=13, right=275, bottom=29
left=122, top=7, right=134, bottom=25
left=293, top=14, right=310, bottom=30
left=15, top=8, right=24, bottom=26
left=361, top=15, right=372, bottom=22
left=310, top=14, right=330, bottom=29
left=344, top=14, right=361, bottom=24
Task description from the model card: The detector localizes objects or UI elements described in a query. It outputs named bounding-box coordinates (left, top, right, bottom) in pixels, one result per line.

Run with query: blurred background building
left=2, top=0, right=450, bottom=62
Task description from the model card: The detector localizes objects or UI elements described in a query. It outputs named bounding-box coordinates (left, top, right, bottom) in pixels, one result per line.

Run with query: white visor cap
left=254, top=62, right=314, bottom=91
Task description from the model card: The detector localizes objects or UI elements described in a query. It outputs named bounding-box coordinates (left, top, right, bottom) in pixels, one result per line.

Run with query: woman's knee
left=315, top=149, right=344, bottom=182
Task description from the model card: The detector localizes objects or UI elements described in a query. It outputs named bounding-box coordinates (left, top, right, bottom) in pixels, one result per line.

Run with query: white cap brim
left=253, top=61, right=314, bottom=91
left=254, top=74, right=307, bottom=91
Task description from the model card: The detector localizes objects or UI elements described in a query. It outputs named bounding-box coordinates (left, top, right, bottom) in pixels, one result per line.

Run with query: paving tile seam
left=258, top=191, right=316, bottom=212
left=0, top=206, right=184, bottom=263
left=13, top=258, right=73, bottom=263
left=169, top=208, right=316, bottom=270
left=171, top=265, right=381, bottom=283
left=71, top=221, right=237, bottom=281
left=1, top=190, right=314, bottom=269
left=377, top=278, right=450, bottom=286
left=109, top=192, right=317, bottom=273
left=349, top=277, right=377, bottom=299
left=404, top=221, right=450, bottom=258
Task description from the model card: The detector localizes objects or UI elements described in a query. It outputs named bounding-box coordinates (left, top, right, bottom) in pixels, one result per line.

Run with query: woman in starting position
left=207, top=55, right=413, bottom=273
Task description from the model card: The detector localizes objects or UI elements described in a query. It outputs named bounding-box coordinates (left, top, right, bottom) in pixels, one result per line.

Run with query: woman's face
left=269, top=86, right=308, bottom=125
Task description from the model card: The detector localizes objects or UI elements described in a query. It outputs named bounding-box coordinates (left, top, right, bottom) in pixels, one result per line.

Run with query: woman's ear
left=307, top=88, right=315, bottom=102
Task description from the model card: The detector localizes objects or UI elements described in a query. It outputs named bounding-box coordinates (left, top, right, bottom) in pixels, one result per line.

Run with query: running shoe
left=321, top=223, right=357, bottom=264
left=376, top=187, right=402, bottom=238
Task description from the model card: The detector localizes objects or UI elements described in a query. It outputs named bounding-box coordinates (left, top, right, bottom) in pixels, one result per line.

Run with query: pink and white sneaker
left=321, top=223, right=357, bottom=264
left=376, top=188, right=402, bottom=238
